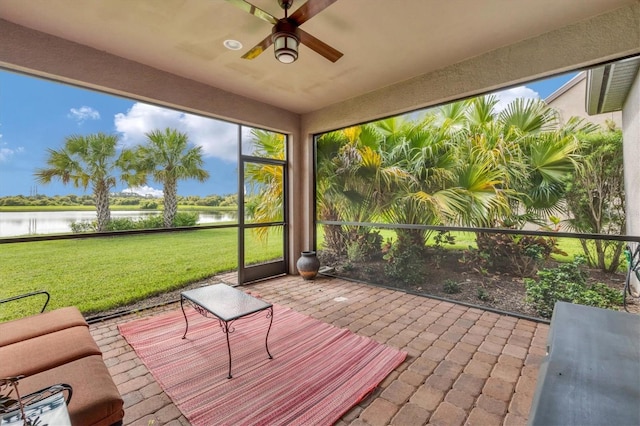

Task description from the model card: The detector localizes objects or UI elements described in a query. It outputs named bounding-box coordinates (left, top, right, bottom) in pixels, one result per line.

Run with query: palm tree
left=317, top=124, right=411, bottom=257
left=134, top=128, right=209, bottom=228
left=448, top=96, right=598, bottom=274
left=34, top=133, right=131, bottom=232
left=244, top=129, right=285, bottom=241
left=316, top=130, right=351, bottom=254
left=375, top=112, right=512, bottom=246
left=375, top=116, right=456, bottom=248
left=448, top=95, right=596, bottom=228
left=317, top=112, right=511, bottom=255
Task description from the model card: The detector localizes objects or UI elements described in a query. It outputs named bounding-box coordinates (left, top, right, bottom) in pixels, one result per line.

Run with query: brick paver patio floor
left=90, top=273, right=549, bottom=426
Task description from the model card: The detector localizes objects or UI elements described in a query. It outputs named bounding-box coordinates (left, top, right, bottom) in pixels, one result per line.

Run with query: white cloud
left=0, top=147, right=12, bottom=162
left=68, top=106, right=101, bottom=124
left=0, top=136, right=25, bottom=163
left=121, top=185, right=163, bottom=198
left=493, top=86, right=540, bottom=113
left=114, top=103, right=238, bottom=162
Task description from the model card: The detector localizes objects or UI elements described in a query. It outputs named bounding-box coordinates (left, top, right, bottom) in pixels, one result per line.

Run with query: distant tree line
left=0, top=193, right=238, bottom=208
left=176, top=194, right=238, bottom=207
left=0, top=194, right=96, bottom=207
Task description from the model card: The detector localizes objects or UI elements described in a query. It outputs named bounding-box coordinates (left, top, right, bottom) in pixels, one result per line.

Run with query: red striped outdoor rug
left=118, top=303, right=406, bottom=426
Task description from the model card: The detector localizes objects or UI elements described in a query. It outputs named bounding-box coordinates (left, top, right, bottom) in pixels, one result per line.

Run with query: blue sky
left=0, top=71, right=240, bottom=197
left=0, top=69, right=578, bottom=198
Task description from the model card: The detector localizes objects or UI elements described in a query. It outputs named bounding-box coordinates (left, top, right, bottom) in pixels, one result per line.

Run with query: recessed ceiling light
left=223, top=39, right=243, bottom=51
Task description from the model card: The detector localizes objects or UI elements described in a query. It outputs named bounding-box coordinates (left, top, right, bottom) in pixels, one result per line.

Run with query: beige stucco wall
left=0, top=19, right=301, bottom=134
left=302, top=4, right=640, bottom=135
left=1, top=3, right=639, bottom=274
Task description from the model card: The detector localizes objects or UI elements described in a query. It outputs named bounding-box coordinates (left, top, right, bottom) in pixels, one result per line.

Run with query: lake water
left=0, top=210, right=237, bottom=237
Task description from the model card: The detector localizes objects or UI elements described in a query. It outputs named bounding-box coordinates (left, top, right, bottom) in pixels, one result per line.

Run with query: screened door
left=238, top=127, right=287, bottom=284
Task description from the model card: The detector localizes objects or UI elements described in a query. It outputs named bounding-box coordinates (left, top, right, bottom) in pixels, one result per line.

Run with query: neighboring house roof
left=545, top=72, right=586, bottom=104
left=586, top=56, right=640, bottom=114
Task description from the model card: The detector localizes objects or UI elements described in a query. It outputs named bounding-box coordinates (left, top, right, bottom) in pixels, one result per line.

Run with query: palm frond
left=498, top=98, right=558, bottom=133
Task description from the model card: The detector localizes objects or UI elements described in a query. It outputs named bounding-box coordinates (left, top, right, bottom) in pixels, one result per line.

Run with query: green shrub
left=106, top=218, right=138, bottom=231
left=475, top=232, right=565, bottom=277
left=573, top=282, right=623, bottom=308
left=346, top=242, right=367, bottom=263
left=383, top=238, right=424, bottom=286
left=443, top=279, right=461, bottom=294
left=70, top=212, right=198, bottom=233
left=140, top=200, right=158, bottom=209
left=172, top=212, right=198, bottom=227
left=432, top=231, right=456, bottom=268
left=70, top=221, right=96, bottom=233
left=346, top=230, right=383, bottom=262
left=433, top=231, right=456, bottom=249
left=136, top=215, right=164, bottom=229
left=525, top=256, right=623, bottom=318
left=476, top=287, right=491, bottom=302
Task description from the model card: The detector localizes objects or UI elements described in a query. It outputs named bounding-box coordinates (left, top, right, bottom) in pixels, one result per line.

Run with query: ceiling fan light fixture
left=272, top=20, right=299, bottom=64
left=273, top=33, right=298, bottom=63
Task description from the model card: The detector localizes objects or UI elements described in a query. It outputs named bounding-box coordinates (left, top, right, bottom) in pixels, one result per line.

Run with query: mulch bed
left=320, top=250, right=639, bottom=319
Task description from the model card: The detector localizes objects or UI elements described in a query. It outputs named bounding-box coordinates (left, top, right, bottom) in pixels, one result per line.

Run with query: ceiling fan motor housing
left=278, top=0, right=294, bottom=11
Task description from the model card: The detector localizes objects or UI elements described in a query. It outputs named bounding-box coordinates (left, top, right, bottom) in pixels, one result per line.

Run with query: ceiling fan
left=225, top=0, right=343, bottom=64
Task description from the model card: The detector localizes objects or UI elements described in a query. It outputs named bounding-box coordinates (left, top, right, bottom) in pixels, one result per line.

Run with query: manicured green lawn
left=1, top=223, right=604, bottom=322
left=0, top=227, right=281, bottom=321
left=316, top=225, right=585, bottom=263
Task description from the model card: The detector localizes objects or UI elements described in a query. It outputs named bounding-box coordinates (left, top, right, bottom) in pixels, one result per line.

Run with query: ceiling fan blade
left=241, top=34, right=274, bottom=60
left=298, top=29, right=343, bottom=62
left=289, top=0, right=338, bottom=26
left=225, top=0, right=278, bottom=25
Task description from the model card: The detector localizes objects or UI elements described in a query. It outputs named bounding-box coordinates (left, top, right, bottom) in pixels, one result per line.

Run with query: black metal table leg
left=180, top=296, right=189, bottom=339
left=222, top=321, right=233, bottom=379
left=265, top=306, right=273, bottom=359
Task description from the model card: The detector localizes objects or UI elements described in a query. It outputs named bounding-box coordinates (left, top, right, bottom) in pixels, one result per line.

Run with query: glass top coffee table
left=180, top=284, right=273, bottom=379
